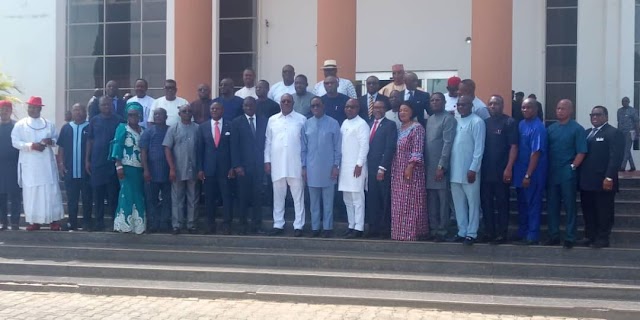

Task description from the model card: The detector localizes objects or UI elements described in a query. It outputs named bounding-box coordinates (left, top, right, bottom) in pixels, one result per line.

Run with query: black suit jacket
left=230, top=114, right=267, bottom=173
left=197, top=119, right=232, bottom=177
left=89, top=97, right=126, bottom=119
left=400, top=89, right=430, bottom=126
left=358, top=94, right=391, bottom=122
left=579, top=123, right=624, bottom=192
left=367, top=118, right=397, bottom=173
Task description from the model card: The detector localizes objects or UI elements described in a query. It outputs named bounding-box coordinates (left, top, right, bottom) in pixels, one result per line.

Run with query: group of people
left=0, top=61, right=628, bottom=249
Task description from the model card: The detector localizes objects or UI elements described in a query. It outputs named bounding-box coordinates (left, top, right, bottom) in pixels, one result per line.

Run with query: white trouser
left=272, top=177, right=306, bottom=230
left=343, top=190, right=365, bottom=231
left=451, top=182, right=481, bottom=239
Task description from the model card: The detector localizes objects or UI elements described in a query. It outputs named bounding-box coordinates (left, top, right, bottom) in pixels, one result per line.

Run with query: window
left=66, top=0, right=167, bottom=107
left=219, top=0, right=256, bottom=90
left=545, top=0, right=577, bottom=122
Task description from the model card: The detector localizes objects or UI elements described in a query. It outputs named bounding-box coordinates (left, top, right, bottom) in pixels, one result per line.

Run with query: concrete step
left=0, top=258, right=637, bottom=302
left=1, top=243, right=638, bottom=282
left=2, top=232, right=638, bottom=264
left=11, top=213, right=640, bottom=248
left=1, top=275, right=638, bottom=319
left=1, top=234, right=638, bottom=282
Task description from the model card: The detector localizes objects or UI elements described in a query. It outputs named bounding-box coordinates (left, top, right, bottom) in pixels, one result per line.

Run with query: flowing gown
left=110, top=124, right=146, bottom=234
left=390, top=122, right=428, bottom=241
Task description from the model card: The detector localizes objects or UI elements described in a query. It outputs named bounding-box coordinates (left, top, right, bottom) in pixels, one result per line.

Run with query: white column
left=211, top=0, right=219, bottom=90
left=166, top=0, right=175, bottom=79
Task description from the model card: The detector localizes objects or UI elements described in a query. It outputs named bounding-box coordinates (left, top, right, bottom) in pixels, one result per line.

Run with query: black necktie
left=587, top=128, right=599, bottom=140
left=249, top=117, right=256, bottom=136
left=409, top=91, right=414, bottom=100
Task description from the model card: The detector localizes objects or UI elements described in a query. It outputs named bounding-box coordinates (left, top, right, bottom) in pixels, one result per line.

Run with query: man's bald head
left=555, top=99, right=574, bottom=122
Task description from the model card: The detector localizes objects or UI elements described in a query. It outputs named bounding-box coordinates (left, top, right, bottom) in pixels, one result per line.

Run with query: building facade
left=0, top=0, right=638, bottom=160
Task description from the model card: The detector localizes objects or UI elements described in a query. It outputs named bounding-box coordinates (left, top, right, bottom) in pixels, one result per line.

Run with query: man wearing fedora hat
left=10, top=96, right=65, bottom=231
left=313, top=60, right=357, bottom=99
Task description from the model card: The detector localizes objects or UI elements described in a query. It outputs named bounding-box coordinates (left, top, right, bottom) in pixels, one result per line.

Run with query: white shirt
left=313, top=78, right=357, bottom=99
left=148, top=96, right=189, bottom=127
left=267, top=81, right=296, bottom=104
left=235, top=86, right=257, bottom=99
left=444, top=93, right=457, bottom=113
left=211, top=118, right=223, bottom=142
left=264, top=111, right=307, bottom=181
left=454, top=96, right=490, bottom=120
left=127, top=95, right=155, bottom=128
left=338, top=116, right=370, bottom=192
left=385, top=110, right=401, bottom=129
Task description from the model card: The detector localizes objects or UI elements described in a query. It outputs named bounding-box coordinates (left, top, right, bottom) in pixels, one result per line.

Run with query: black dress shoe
left=629, top=168, right=636, bottom=172
left=294, top=229, right=303, bottom=237
left=513, top=239, right=539, bottom=246
left=489, top=236, right=507, bottom=245
left=222, top=225, right=232, bottom=235
left=576, top=238, right=593, bottom=247
left=187, top=227, right=197, bottom=234
left=0, top=225, right=7, bottom=231
left=11, top=225, right=19, bottom=231
left=433, top=235, right=446, bottom=243
left=172, top=228, right=180, bottom=235
left=269, top=228, right=284, bottom=236
left=563, top=241, right=574, bottom=249
left=463, top=236, right=475, bottom=246
left=251, top=227, right=265, bottom=235
left=311, top=230, right=321, bottom=238
left=237, top=226, right=247, bottom=235
left=342, top=229, right=354, bottom=237
left=322, top=230, right=333, bottom=238
left=346, top=230, right=363, bottom=239
left=447, top=235, right=465, bottom=243
left=542, top=238, right=561, bottom=246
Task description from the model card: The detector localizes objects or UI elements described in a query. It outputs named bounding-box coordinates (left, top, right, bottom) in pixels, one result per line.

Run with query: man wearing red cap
left=445, top=76, right=461, bottom=113
left=379, top=64, right=406, bottom=97
left=10, top=96, right=64, bottom=231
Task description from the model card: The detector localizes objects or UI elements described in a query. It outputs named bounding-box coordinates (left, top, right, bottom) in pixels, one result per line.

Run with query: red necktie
left=369, top=119, right=379, bottom=143
left=214, top=121, right=221, bottom=147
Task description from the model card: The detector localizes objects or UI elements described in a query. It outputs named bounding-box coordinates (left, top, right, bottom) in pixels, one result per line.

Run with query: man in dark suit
left=366, top=100, right=397, bottom=238
left=400, top=72, right=430, bottom=126
left=197, top=102, right=235, bottom=234
left=89, top=80, right=126, bottom=119
left=579, top=106, right=624, bottom=248
left=358, top=76, right=390, bottom=122
left=231, top=97, right=267, bottom=234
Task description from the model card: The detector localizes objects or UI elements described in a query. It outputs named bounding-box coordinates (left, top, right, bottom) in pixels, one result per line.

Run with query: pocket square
left=225, top=132, right=231, bottom=136
left=596, top=137, right=604, bottom=141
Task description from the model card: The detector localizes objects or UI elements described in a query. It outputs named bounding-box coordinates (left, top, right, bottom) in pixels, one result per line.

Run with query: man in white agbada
left=11, top=96, right=64, bottom=231
left=339, top=99, right=370, bottom=238
left=264, top=93, right=307, bottom=237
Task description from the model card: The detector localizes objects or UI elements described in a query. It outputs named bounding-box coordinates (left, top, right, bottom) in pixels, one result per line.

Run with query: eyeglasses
left=590, top=113, right=605, bottom=117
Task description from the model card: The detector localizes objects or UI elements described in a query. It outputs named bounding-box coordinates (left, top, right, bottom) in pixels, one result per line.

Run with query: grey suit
left=425, top=111, right=457, bottom=236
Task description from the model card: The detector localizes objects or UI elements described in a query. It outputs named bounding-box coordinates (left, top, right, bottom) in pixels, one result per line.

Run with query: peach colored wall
left=174, top=0, right=213, bottom=102
left=471, top=0, right=513, bottom=114
left=317, top=0, right=357, bottom=82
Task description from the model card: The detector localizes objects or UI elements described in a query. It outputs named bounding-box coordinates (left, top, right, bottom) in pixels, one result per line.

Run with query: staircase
left=0, top=178, right=639, bottom=318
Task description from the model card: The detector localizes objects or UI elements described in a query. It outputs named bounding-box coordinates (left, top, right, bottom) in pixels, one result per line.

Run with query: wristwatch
left=524, top=174, right=530, bottom=179
left=605, top=177, right=613, bottom=182
left=570, top=164, right=576, bottom=171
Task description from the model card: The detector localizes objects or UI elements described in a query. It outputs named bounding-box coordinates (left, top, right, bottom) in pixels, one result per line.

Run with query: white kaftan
left=11, top=117, right=64, bottom=224
left=338, top=116, right=370, bottom=192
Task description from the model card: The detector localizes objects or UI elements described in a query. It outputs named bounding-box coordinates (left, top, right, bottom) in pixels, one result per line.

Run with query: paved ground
left=0, top=291, right=600, bottom=320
